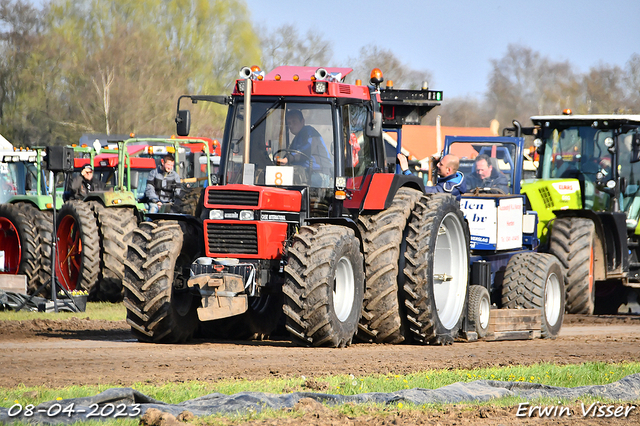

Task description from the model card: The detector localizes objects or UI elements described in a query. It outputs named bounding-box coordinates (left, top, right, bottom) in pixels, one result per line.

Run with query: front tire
left=549, top=218, right=595, bottom=314
left=502, top=253, right=565, bottom=339
left=283, top=224, right=364, bottom=347
left=403, top=194, right=470, bottom=345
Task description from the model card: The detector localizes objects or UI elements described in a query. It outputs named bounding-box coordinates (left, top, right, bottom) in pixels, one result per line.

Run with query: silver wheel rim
left=478, top=293, right=491, bottom=330
left=433, top=212, right=468, bottom=330
left=545, top=272, right=562, bottom=327
left=334, top=256, right=355, bottom=322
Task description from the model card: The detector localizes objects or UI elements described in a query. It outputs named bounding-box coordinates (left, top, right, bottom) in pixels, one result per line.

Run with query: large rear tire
left=91, top=203, right=137, bottom=302
left=403, top=194, right=469, bottom=345
left=283, top=224, right=364, bottom=347
left=55, top=201, right=100, bottom=297
left=123, top=220, right=201, bottom=343
left=0, top=204, right=39, bottom=290
left=13, top=203, right=52, bottom=296
left=357, top=187, right=422, bottom=343
left=549, top=218, right=595, bottom=314
left=502, top=252, right=565, bottom=339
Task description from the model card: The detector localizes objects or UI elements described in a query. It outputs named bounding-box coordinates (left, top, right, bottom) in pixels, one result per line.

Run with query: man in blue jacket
left=398, top=153, right=466, bottom=201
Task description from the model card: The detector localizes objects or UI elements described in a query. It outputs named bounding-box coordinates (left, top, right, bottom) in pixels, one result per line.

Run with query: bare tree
left=259, top=24, right=333, bottom=72
left=346, top=44, right=433, bottom=90
left=581, top=63, right=628, bottom=114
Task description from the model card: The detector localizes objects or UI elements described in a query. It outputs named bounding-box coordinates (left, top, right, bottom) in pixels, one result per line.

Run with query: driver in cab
left=275, top=109, right=333, bottom=187
left=466, top=154, right=510, bottom=194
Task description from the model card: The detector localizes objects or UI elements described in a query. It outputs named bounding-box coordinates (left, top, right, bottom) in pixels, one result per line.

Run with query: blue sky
left=246, top=0, right=640, bottom=99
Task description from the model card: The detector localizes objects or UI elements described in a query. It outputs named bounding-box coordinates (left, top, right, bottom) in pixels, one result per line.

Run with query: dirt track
left=1, top=314, right=639, bottom=425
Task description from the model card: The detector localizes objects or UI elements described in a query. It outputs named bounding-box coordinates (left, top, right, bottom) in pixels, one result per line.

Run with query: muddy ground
left=1, top=314, right=639, bottom=425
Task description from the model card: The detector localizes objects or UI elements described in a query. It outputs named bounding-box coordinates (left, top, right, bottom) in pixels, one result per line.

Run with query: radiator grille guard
left=206, top=222, right=258, bottom=254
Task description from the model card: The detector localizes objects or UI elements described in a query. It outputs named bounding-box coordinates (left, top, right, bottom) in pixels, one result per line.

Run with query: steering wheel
left=273, top=148, right=312, bottom=166
left=273, top=148, right=314, bottom=185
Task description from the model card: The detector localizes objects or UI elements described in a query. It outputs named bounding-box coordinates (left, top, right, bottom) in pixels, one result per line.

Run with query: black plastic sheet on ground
left=1, top=374, right=639, bottom=424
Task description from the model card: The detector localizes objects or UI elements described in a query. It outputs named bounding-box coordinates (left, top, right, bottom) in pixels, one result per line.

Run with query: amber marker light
left=355, top=79, right=362, bottom=86
left=386, top=80, right=394, bottom=89
left=562, top=108, right=572, bottom=115
left=250, top=65, right=261, bottom=73
left=293, top=74, right=299, bottom=81
left=129, top=132, right=135, bottom=138
left=335, top=190, right=347, bottom=200
left=275, top=74, right=281, bottom=81
left=370, top=68, right=383, bottom=84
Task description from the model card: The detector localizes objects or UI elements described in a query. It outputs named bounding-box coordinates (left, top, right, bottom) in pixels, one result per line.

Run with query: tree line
left=1, top=0, right=638, bottom=146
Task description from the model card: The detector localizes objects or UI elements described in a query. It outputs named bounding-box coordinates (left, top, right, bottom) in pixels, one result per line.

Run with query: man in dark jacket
left=398, top=153, right=466, bottom=201
left=67, top=163, right=104, bottom=201
left=145, top=154, right=181, bottom=213
left=466, top=154, right=510, bottom=194
left=276, top=109, right=333, bottom=187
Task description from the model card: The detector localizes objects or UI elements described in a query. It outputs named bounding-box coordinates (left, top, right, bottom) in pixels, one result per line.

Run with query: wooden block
left=0, top=275, right=27, bottom=293
left=485, top=308, right=542, bottom=339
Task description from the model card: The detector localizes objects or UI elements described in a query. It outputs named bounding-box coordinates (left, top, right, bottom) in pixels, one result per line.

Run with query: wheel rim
left=478, top=293, right=491, bottom=330
left=0, top=217, right=21, bottom=274
left=433, top=212, right=468, bottom=330
left=545, top=271, right=562, bottom=327
left=333, top=256, right=355, bottom=322
left=56, top=215, right=81, bottom=291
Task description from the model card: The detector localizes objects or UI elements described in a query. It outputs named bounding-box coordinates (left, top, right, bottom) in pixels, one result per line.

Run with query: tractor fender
left=305, top=216, right=364, bottom=253
left=359, top=174, right=424, bottom=213
left=552, top=209, right=628, bottom=279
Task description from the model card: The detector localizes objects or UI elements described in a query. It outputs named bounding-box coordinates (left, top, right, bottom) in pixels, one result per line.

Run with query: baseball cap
left=82, top=164, right=93, bottom=171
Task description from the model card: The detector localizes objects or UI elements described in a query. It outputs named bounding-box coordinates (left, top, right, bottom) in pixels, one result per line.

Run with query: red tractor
left=123, top=66, right=470, bottom=347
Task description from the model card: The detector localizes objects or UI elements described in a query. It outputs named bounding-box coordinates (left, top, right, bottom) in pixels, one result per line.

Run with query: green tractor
left=506, top=113, right=640, bottom=314
left=54, top=137, right=216, bottom=301
left=0, top=147, right=61, bottom=295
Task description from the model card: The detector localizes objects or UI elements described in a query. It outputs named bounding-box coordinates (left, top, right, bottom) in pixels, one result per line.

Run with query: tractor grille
left=539, top=186, right=554, bottom=209
left=339, top=84, right=351, bottom=94
left=207, top=190, right=259, bottom=206
left=207, top=223, right=258, bottom=254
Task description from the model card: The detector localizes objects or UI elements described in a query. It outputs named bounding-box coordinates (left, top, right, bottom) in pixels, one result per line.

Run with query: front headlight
left=239, top=210, right=254, bottom=221
left=209, top=209, right=224, bottom=220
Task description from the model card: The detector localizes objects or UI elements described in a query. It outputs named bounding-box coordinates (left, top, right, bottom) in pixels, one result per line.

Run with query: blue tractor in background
left=443, top=135, right=565, bottom=340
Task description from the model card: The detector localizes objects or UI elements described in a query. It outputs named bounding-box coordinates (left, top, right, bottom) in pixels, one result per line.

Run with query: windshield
left=224, top=101, right=335, bottom=188
left=540, top=125, right=612, bottom=210
left=448, top=141, right=517, bottom=194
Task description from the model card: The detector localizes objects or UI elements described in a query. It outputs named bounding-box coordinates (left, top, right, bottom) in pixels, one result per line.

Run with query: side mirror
left=631, top=133, right=640, bottom=163
left=365, top=111, right=382, bottom=138
left=176, top=110, right=191, bottom=136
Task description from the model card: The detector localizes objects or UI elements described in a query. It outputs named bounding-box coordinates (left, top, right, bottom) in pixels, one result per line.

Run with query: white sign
left=460, top=198, right=497, bottom=248
left=265, top=166, right=294, bottom=186
left=496, top=197, right=523, bottom=250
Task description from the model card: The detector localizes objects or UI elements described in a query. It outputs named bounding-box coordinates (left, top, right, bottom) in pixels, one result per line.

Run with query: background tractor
left=123, top=66, right=471, bottom=348
left=0, top=147, right=59, bottom=295
left=53, top=137, right=217, bottom=302
left=505, top=114, right=640, bottom=315
left=444, top=136, right=564, bottom=340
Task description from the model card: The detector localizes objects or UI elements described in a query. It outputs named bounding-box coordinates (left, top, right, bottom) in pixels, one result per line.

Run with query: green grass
left=2, top=362, right=638, bottom=425
left=1, top=361, right=638, bottom=407
left=0, top=302, right=126, bottom=321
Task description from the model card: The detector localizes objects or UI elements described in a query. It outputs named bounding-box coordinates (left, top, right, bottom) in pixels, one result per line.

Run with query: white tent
left=0, top=133, right=12, bottom=150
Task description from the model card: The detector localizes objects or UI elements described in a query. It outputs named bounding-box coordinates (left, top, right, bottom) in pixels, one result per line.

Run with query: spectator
left=398, top=153, right=466, bottom=201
